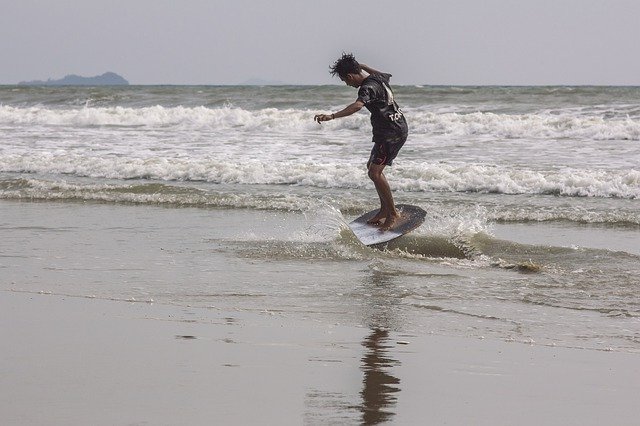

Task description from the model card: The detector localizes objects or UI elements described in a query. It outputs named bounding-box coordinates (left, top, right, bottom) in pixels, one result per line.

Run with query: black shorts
left=367, top=134, right=407, bottom=167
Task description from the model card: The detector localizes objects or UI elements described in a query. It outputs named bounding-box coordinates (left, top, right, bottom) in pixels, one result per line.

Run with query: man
left=314, top=53, right=408, bottom=231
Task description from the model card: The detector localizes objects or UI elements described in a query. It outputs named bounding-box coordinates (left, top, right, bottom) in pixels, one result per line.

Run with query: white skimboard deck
left=348, top=204, right=427, bottom=246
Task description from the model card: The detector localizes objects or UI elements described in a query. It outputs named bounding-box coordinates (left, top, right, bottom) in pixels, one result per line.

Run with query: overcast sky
left=1, top=0, right=639, bottom=85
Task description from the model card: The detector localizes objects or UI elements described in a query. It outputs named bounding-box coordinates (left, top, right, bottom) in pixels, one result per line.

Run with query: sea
left=1, top=85, right=639, bottom=353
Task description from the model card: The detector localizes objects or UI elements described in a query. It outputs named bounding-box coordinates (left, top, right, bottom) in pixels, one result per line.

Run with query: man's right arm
left=314, top=100, right=365, bottom=123
left=360, top=63, right=384, bottom=76
left=333, top=100, right=365, bottom=119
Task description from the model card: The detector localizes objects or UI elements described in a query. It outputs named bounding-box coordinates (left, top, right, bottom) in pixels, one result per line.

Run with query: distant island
left=19, top=72, right=129, bottom=86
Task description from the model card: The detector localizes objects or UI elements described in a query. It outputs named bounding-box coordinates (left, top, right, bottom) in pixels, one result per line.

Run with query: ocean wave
left=394, top=163, right=640, bottom=198
left=0, top=178, right=317, bottom=211
left=1, top=105, right=639, bottom=140
left=487, top=205, right=640, bottom=226
left=2, top=178, right=638, bottom=226
left=0, top=105, right=366, bottom=133
left=409, top=111, right=640, bottom=140
left=1, top=154, right=639, bottom=200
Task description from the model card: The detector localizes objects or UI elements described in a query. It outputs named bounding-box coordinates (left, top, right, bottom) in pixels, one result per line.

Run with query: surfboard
left=348, top=204, right=427, bottom=246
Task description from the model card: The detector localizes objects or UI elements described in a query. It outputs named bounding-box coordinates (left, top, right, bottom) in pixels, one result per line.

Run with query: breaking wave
left=1, top=155, right=638, bottom=199
left=1, top=105, right=639, bottom=140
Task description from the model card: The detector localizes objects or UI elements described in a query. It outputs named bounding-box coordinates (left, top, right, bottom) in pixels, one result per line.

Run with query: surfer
left=314, top=53, right=408, bottom=231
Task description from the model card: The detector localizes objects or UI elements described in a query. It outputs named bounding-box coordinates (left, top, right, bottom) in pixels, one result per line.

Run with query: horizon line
left=3, top=83, right=640, bottom=88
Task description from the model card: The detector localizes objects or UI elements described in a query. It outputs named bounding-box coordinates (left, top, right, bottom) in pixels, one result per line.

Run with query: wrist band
left=331, top=113, right=335, bottom=119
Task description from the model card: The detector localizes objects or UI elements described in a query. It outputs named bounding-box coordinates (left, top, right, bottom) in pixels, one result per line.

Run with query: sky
left=1, top=0, right=639, bottom=85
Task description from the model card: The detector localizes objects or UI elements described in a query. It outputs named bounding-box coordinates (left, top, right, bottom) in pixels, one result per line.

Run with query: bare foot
left=367, top=210, right=387, bottom=226
left=379, top=212, right=401, bottom=231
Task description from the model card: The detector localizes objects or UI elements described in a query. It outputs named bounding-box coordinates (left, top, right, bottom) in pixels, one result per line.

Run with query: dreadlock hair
left=329, top=53, right=361, bottom=78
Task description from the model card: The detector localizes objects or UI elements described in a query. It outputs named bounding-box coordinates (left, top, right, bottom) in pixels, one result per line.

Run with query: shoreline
left=3, top=291, right=639, bottom=425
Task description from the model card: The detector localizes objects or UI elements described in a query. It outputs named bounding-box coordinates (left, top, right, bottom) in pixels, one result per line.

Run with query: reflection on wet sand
left=358, top=267, right=403, bottom=424
left=359, top=328, right=401, bottom=424
left=304, top=269, right=404, bottom=424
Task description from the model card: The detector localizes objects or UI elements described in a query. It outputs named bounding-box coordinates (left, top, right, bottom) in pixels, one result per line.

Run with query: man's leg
left=366, top=162, right=388, bottom=225
left=368, top=163, right=400, bottom=230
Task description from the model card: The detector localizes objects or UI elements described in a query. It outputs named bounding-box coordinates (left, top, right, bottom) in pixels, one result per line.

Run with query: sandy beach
left=2, top=290, right=639, bottom=425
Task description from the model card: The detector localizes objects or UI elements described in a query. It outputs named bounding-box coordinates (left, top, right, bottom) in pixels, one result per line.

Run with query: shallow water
left=2, top=199, right=638, bottom=353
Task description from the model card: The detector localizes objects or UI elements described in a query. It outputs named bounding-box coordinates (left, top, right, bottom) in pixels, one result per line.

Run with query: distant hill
left=19, top=72, right=129, bottom=86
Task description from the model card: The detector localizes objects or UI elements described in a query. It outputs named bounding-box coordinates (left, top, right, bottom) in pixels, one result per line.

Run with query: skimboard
left=348, top=204, right=426, bottom=246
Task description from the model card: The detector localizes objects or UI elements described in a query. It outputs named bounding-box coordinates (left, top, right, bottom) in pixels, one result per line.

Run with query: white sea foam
left=409, top=110, right=640, bottom=141
left=0, top=105, right=365, bottom=133
left=394, top=163, right=640, bottom=198
left=1, top=154, right=638, bottom=199
left=2, top=105, right=639, bottom=140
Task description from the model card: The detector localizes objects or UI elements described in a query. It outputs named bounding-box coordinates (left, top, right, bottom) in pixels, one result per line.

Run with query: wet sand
left=2, top=291, right=639, bottom=426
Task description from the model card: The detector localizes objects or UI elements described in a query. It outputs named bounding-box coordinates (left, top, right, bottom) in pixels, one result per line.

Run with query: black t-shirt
left=357, top=73, right=408, bottom=143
